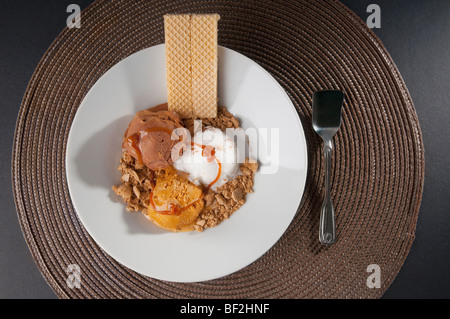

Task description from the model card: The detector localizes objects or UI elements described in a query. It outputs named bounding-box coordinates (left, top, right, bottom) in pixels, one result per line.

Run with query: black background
left=1, top=0, right=449, bottom=299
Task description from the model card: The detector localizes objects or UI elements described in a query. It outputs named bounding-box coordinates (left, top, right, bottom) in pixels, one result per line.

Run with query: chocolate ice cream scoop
left=122, top=104, right=185, bottom=170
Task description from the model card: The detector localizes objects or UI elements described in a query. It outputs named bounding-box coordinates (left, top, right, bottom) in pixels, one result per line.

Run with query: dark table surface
left=1, top=0, right=449, bottom=299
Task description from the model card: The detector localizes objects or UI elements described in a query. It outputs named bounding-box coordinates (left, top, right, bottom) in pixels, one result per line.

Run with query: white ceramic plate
left=66, top=44, right=307, bottom=282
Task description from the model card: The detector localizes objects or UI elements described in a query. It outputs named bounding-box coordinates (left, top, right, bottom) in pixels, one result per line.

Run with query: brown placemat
left=12, top=0, right=424, bottom=299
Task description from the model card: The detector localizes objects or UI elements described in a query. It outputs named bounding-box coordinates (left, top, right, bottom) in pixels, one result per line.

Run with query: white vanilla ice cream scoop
left=174, top=127, right=240, bottom=190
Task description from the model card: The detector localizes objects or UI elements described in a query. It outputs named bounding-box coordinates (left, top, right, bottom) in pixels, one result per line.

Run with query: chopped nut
left=135, top=162, right=145, bottom=170
left=223, top=190, right=232, bottom=199
left=204, top=193, right=215, bottom=206
left=113, top=184, right=132, bottom=200
left=196, top=220, right=206, bottom=227
left=126, top=205, right=136, bottom=212
left=243, top=160, right=259, bottom=173
left=122, top=152, right=133, bottom=163
left=133, top=186, right=141, bottom=199
left=143, top=179, right=153, bottom=189
left=215, top=194, right=226, bottom=205
left=194, top=225, right=204, bottom=232
left=112, top=152, right=153, bottom=212
left=230, top=117, right=240, bottom=128
left=121, top=173, right=130, bottom=183
left=182, top=106, right=242, bottom=133
left=129, top=169, right=140, bottom=182
left=232, top=187, right=243, bottom=202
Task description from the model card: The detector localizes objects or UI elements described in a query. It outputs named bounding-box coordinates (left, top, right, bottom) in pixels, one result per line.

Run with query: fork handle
left=319, top=142, right=336, bottom=245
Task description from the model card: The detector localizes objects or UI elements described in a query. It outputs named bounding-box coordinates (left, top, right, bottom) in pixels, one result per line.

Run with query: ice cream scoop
left=145, top=166, right=204, bottom=232
left=122, top=104, right=184, bottom=170
left=174, top=127, right=240, bottom=191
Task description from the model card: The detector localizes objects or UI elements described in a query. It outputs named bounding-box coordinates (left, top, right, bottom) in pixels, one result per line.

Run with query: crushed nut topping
left=112, top=152, right=154, bottom=212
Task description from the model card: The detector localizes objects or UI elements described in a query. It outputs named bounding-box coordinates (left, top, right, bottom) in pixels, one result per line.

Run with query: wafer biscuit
left=165, top=14, right=193, bottom=118
left=164, top=14, right=220, bottom=119
left=191, top=14, right=220, bottom=118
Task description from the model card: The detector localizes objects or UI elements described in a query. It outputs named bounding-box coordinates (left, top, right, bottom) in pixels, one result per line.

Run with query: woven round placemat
left=12, top=0, right=424, bottom=299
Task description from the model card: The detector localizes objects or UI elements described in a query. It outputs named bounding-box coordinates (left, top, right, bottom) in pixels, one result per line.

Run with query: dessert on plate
left=113, top=14, right=258, bottom=232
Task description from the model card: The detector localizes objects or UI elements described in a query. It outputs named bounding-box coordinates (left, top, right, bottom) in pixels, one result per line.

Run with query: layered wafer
left=191, top=14, right=219, bottom=118
left=164, top=14, right=193, bottom=118
left=164, top=14, right=220, bottom=119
